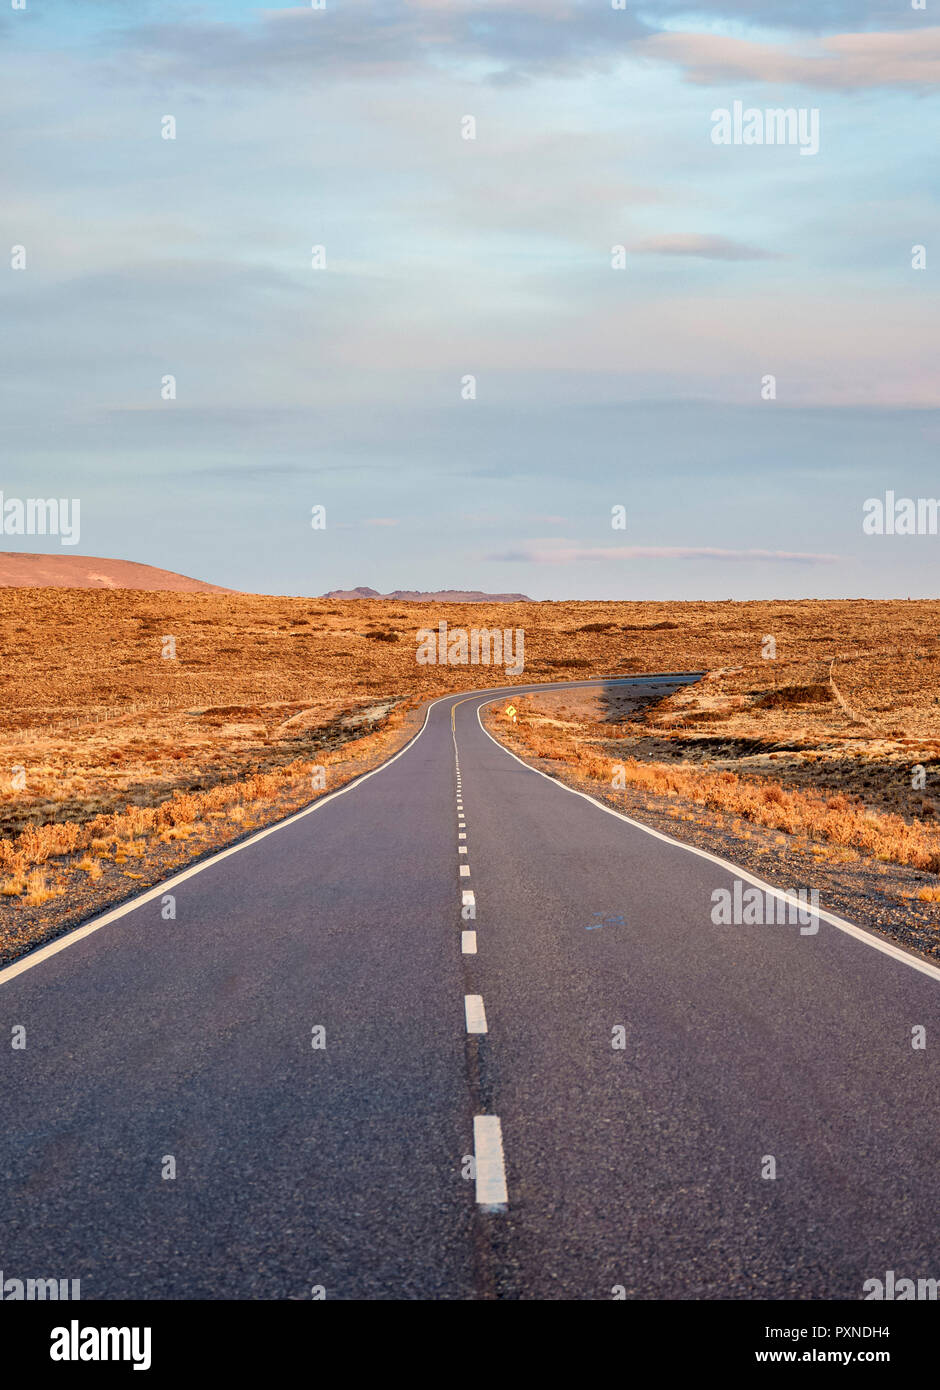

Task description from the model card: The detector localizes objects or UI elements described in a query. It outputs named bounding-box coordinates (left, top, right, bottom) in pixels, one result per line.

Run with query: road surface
left=1, top=676, right=937, bottom=1300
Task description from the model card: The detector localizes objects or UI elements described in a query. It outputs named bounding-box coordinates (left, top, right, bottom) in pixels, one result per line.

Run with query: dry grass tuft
left=495, top=700, right=940, bottom=876
left=77, top=854, right=104, bottom=881
left=22, top=869, right=63, bottom=906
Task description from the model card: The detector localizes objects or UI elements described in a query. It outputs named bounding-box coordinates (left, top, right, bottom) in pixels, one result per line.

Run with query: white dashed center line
left=464, top=994, right=487, bottom=1034
left=453, top=699, right=509, bottom=1215
left=473, top=1116, right=508, bottom=1208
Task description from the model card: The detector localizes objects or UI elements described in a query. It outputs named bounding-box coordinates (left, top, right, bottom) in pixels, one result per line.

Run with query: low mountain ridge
left=323, top=587, right=533, bottom=602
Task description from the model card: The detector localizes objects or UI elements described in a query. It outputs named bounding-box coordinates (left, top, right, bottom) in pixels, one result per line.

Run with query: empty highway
left=1, top=676, right=937, bottom=1300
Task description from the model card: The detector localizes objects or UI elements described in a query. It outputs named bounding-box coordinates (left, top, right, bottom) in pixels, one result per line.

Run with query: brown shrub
left=499, top=699, right=940, bottom=876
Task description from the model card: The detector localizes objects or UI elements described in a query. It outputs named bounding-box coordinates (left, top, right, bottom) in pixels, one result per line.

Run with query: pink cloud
left=489, top=545, right=840, bottom=564
left=630, top=234, right=779, bottom=261
left=635, top=28, right=940, bottom=90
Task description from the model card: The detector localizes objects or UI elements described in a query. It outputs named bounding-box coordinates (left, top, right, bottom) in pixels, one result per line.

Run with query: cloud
left=635, top=28, right=940, bottom=90
left=646, top=2, right=926, bottom=33
left=487, top=545, right=840, bottom=563
left=630, top=233, right=779, bottom=260
left=116, top=2, right=650, bottom=87
left=17, top=1, right=933, bottom=95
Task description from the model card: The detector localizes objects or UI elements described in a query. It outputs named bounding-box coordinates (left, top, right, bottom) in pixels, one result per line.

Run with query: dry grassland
left=2, top=590, right=940, bottom=961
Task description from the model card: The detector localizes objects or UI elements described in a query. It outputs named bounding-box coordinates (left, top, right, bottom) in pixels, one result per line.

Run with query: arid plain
left=2, top=588, right=940, bottom=964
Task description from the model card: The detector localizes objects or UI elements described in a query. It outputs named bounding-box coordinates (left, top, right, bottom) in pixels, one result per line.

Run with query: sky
left=1, top=0, right=938, bottom=600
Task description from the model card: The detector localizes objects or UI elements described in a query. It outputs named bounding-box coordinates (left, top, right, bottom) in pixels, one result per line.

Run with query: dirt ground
left=4, top=590, right=940, bottom=964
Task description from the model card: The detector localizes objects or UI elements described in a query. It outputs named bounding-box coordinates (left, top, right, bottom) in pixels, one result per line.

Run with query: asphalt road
left=1, top=676, right=938, bottom=1300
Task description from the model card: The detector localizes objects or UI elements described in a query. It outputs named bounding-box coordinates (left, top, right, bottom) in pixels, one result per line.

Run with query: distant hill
left=323, top=587, right=533, bottom=602
left=0, top=553, right=232, bottom=592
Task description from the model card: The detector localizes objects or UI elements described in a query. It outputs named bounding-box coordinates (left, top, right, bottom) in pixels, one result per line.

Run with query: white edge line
left=474, top=698, right=940, bottom=986
left=0, top=675, right=689, bottom=989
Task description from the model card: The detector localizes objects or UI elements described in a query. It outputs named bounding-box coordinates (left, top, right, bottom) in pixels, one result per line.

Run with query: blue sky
left=2, top=0, right=938, bottom=598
